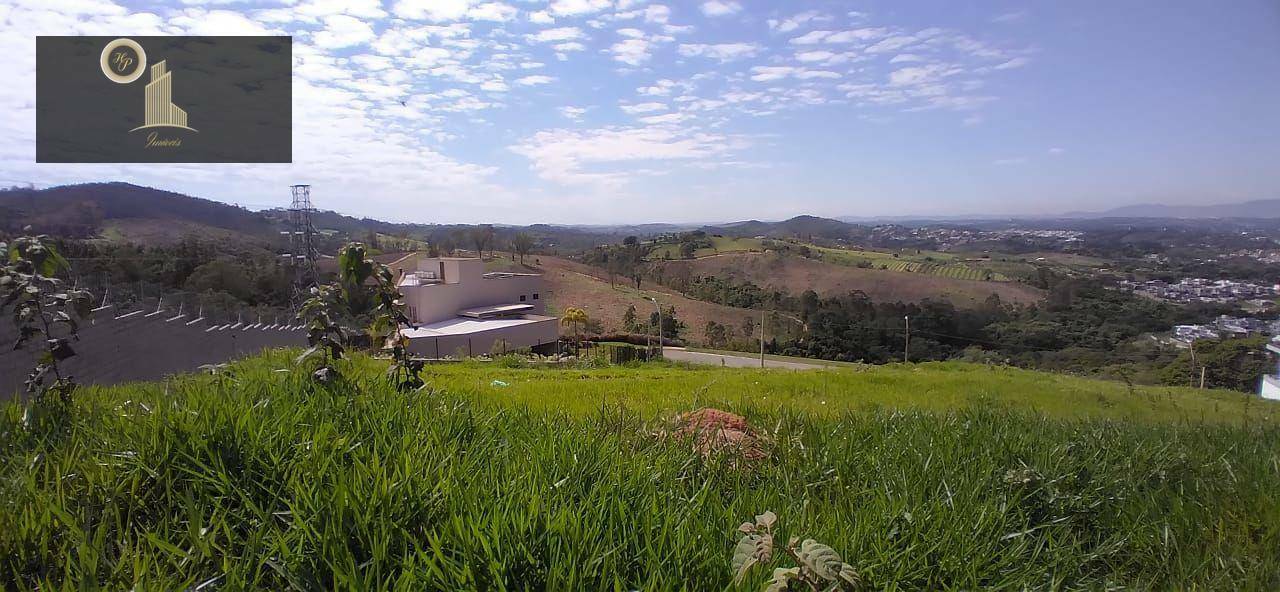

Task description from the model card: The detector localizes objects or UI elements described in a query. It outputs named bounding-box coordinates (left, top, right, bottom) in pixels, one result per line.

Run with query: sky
left=2, top=0, right=1279, bottom=224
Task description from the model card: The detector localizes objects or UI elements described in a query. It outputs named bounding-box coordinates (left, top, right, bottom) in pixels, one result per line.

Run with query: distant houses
left=1121, top=277, right=1279, bottom=303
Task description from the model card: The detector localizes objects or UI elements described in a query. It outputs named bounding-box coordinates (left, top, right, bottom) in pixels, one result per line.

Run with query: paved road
left=662, top=347, right=823, bottom=370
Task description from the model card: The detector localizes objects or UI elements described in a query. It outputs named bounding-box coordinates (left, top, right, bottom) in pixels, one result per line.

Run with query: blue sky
left=2, top=0, right=1278, bottom=224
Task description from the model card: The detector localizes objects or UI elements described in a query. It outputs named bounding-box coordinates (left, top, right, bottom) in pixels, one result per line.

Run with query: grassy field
left=667, top=252, right=1045, bottom=307
left=648, top=236, right=767, bottom=260
left=3, top=352, right=1279, bottom=590
left=802, top=244, right=1033, bottom=282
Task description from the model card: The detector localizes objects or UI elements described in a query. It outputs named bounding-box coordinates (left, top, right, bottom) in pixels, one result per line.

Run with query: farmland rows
left=877, top=260, right=1007, bottom=282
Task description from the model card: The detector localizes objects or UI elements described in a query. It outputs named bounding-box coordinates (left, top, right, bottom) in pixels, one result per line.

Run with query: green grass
left=648, top=236, right=766, bottom=260
left=3, top=352, right=1279, bottom=590
left=801, top=244, right=1030, bottom=282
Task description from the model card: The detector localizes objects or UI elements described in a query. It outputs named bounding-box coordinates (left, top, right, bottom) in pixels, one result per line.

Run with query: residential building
left=397, top=257, right=558, bottom=357
left=1260, top=340, right=1280, bottom=400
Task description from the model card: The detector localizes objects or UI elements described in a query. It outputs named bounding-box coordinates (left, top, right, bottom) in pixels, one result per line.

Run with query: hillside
left=0, top=183, right=273, bottom=238
left=488, top=255, right=765, bottom=342
left=2, top=353, right=1278, bottom=589
left=664, top=252, right=1044, bottom=307
left=705, top=215, right=860, bottom=240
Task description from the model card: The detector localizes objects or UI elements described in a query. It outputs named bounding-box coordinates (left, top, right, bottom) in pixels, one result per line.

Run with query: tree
left=704, top=321, right=729, bottom=348
left=1160, top=336, right=1271, bottom=392
left=622, top=304, right=638, bottom=332
left=561, top=307, right=589, bottom=349
left=650, top=305, right=684, bottom=340
left=469, top=225, right=495, bottom=259
left=512, top=232, right=534, bottom=265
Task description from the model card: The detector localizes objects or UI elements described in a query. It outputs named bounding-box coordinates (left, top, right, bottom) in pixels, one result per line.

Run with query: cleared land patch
left=665, top=252, right=1044, bottom=307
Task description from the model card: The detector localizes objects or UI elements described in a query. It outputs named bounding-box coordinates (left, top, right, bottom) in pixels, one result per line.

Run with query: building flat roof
left=401, top=314, right=555, bottom=338
left=458, top=303, right=534, bottom=318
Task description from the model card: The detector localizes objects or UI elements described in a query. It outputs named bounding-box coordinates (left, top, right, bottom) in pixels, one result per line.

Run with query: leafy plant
left=732, top=511, right=861, bottom=591
left=295, top=243, right=424, bottom=391
left=296, top=283, right=347, bottom=384
left=0, top=234, right=94, bottom=428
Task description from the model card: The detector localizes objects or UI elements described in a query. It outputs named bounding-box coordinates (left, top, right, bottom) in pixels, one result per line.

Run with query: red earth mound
left=672, top=408, right=769, bottom=463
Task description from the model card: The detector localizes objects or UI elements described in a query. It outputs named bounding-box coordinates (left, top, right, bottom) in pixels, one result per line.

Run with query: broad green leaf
left=731, top=532, right=773, bottom=584
left=797, top=539, right=844, bottom=581
left=764, top=567, right=800, bottom=592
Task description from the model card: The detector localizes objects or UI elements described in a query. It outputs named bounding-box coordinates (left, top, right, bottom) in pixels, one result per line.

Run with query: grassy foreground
left=2, top=353, right=1279, bottom=590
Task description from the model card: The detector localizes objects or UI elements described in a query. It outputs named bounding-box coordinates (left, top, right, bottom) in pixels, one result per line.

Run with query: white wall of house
left=401, top=258, right=547, bottom=324
left=404, top=317, right=560, bottom=358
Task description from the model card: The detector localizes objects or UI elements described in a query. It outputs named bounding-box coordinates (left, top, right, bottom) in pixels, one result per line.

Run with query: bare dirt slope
left=663, top=252, right=1043, bottom=306
left=489, top=255, right=761, bottom=342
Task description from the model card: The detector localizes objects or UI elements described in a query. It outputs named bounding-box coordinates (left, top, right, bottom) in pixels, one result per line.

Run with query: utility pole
left=760, top=308, right=766, bottom=368
left=903, top=315, right=910, bottom=363
left=1199, top=367, right=1207, bottom=389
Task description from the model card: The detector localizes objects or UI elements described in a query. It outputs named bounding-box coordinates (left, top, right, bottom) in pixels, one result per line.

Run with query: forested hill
left=705, top=215, right=860, bottom=240
left=0, top=182, right=272, bottom=238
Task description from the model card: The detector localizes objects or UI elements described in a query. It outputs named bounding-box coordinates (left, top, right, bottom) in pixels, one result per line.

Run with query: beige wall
left=404, top=317, right=559, bottom=357
left=403, top=258, right=547, bottom=324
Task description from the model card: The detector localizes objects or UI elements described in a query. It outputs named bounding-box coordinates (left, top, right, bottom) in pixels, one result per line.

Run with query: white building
left=1261, top=341, right=1280, bottom=400
left=397, top=258, right=559, bottom=357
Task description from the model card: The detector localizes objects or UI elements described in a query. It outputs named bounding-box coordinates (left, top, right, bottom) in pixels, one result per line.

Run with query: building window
left=533, top=293, right=539, bottom=300
left=520, top=295, right=526, bottom=302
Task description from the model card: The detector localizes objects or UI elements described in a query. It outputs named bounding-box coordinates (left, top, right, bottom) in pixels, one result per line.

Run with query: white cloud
left=677, top=42, right=760, bottom=61
left=314, top=15, right=375, bottom=48
left=993, top=57, right=1030, bottom=70
left=638, top=79, right=679, bottom=96
left=993, top=157, right=1027, bottom=165
left=748, top=66, right=839, bottom=82
left=889, top=64, right=960, bottom=86
left=889, top=53, right=924, bottom=64
left=768, top=10, right=827, bottom=33
left=393, top=0, right=474, bottom=22
left=549, top=0, right=611, bottom=17
left=611, top=38, right=653, bottom=66
left=468, top=2, right=518, bottom=22
left=643, top=4, right=670, bottom=24
left=620, top=102, right=668, bottom=114
left=700, top=0, right=741, bottom=17
left=1048, top=147, right=1065, bottom=155
left=795, top=50, right=834, bottom=62
left=510, top=125, right=744, bottom=186
left=789, top=30, right=830, bottom=44
left=515, top=75, right=555, bottom=86
left=992, top=10, right=1027, bottom=24
left=526, top=26, right=584, bottom=43
left=559, top=105, right=589, bottom=120
left=529, top=10, right=554, bottom=24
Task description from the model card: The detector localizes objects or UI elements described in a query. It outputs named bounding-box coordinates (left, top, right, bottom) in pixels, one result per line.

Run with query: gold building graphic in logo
left=131, top=60, right=196, bottom=132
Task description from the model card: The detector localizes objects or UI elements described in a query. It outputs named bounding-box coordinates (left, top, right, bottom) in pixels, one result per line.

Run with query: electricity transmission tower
left=284, top=184, right=318, bottom=308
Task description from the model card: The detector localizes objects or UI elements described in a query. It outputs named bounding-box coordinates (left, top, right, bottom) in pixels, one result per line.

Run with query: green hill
left=2, top=353, right=1278, bottom=589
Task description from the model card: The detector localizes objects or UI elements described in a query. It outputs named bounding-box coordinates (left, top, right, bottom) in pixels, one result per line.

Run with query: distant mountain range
left=839, top=198, right=1280, bottom=223
left=1060, top=199, right=1280, bottom=219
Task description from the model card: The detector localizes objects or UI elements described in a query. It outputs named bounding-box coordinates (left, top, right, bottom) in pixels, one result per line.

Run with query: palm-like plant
left=560, top=307, right=588, bottom=351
